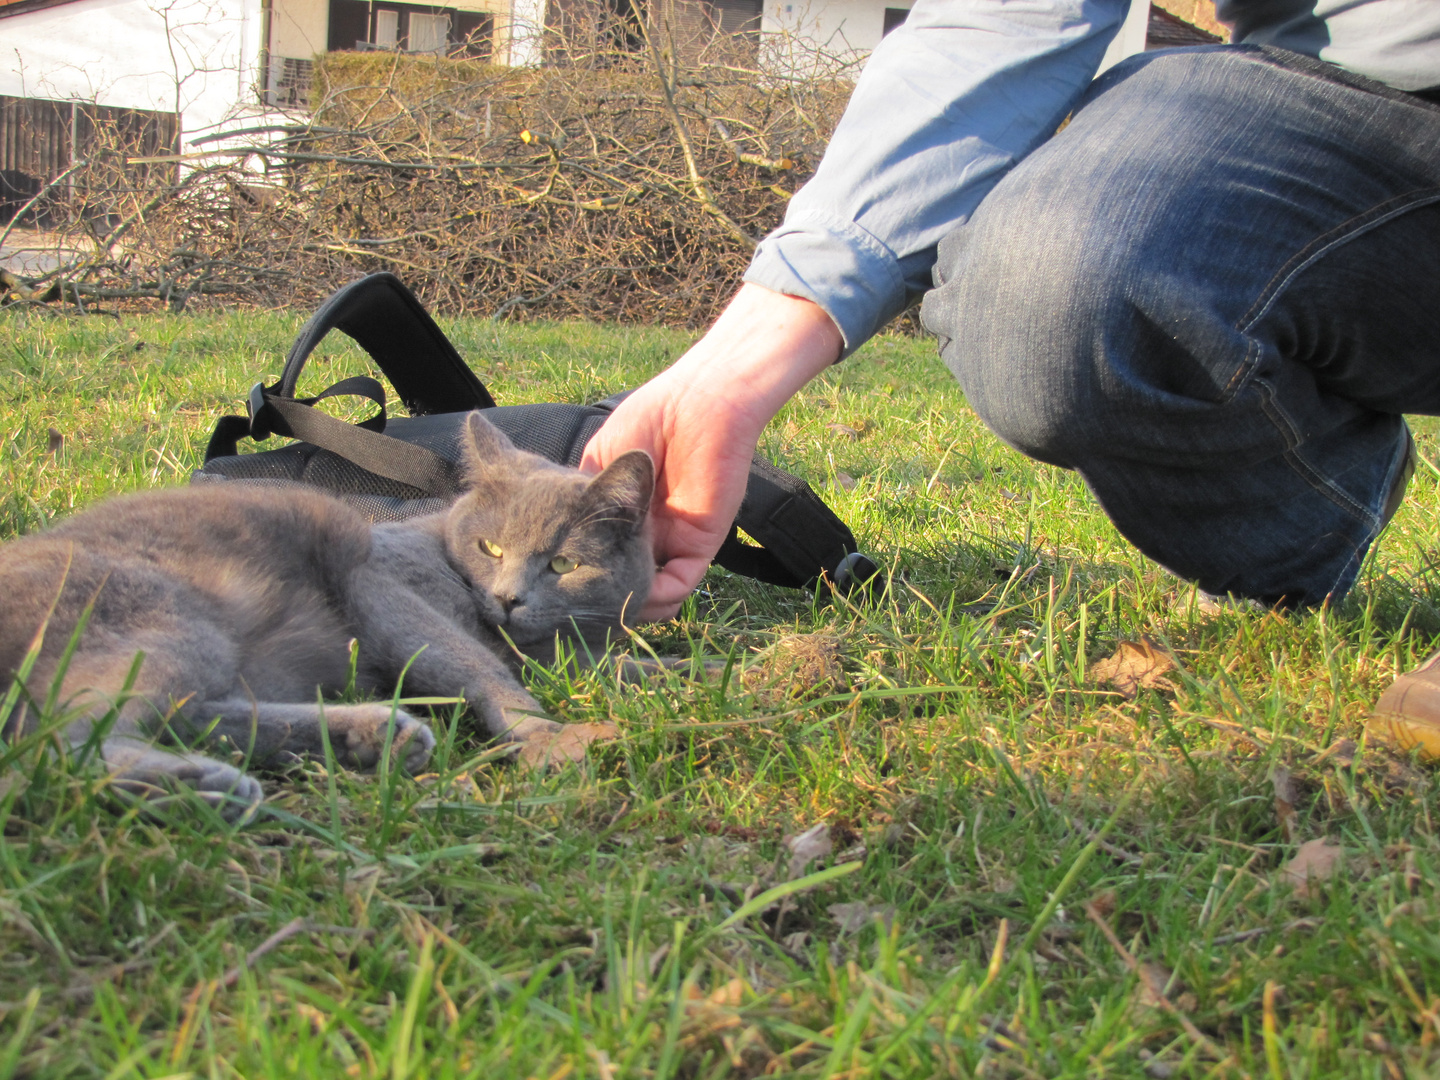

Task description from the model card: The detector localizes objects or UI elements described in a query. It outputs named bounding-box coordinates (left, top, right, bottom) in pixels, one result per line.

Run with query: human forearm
left=659, top=284, right=842, bottom=438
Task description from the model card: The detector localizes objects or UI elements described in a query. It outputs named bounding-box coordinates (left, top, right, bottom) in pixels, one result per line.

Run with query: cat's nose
left=499, top=593, right=522, bottom=614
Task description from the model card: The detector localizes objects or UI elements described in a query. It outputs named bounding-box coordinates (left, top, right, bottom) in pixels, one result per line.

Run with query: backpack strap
left=204, top=271, right=491, bottom=482
left=720, top=456, right=860, bottom=590
left=204, top=374, right=389, bottom=459
left=219, top=374, right=462, bottom=496
left=255, top=394, right=460, bottom=497
left=279, top=272, right=495, bottom=415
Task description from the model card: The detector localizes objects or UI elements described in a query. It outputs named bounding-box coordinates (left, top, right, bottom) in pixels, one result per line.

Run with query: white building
left=0, top=0, right=534, bottom=140
left=0, top=0, right=1176, bottom=212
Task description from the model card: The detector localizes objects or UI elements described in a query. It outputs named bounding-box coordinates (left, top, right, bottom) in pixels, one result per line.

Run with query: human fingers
left=636, top=557, right=710, bottom=621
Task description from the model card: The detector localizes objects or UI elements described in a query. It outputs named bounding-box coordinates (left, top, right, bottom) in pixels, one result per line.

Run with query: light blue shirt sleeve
left=744, top=0, right=1132, bottom=356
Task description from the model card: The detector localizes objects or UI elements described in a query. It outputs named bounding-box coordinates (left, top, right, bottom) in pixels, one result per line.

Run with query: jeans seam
left=1255, top=379, right=1381, bottom=530
left=1221, top=335, right=1261, bottom=401
left=1238, top=188, right=1440, bottom=335
left=1214, top=189, right=1440, bottom=405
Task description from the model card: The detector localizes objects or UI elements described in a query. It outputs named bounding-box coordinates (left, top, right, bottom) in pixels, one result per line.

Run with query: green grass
left=4, top=307, right=1440, bottom=1077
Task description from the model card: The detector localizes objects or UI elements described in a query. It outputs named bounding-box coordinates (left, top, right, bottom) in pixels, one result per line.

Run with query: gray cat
left=0, top=411, right=654, bottom=814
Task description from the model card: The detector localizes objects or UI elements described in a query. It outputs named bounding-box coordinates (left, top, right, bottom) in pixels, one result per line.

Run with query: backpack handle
left=279, top=272, right=496, bottom=414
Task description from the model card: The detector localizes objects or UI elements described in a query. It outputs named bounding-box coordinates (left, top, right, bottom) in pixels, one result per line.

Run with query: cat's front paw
left=103, top=738, right=265, bottom=821
left=513, top=720, right=619, bottom=769
left=329, top=706, right=436, bottom=772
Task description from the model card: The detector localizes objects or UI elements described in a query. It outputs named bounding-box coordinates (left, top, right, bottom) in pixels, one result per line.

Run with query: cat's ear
left=461, top=411, right=519, bottom=482
left=583, top=450, right=654, bottom=530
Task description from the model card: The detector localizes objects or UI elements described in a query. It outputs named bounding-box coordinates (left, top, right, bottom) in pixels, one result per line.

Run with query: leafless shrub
left=1, top=8, right=859, bottom=324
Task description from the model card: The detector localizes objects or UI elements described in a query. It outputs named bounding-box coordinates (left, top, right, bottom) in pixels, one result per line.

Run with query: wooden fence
left=0, top=95, right=179, bottom=221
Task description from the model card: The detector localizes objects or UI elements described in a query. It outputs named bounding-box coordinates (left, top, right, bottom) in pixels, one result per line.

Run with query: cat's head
left=444, top=411, right=655, bottom=646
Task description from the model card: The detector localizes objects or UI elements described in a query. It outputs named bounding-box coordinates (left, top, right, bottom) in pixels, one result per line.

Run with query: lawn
left=3, top=307, right=1440, bottom=1078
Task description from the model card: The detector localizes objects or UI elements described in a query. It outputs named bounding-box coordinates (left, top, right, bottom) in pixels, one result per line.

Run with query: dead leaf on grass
left=685, top=977, right=746, bottom=1008
left=1088, top=889, right=1117, bottom=919
left=1271, top=765, right=1298, bottom=844
left=784, top=822, right=833, bottom=879
left=833, top=471, right=857, bottom=491
left=825, top=423, right=861, bottom=440
left=1279, top=838, right=1345, bottom=899
left=517, top=722, right=617, bottom=769
left=1134, top=961, right=1175, bottom=1010
left=46, top=427, right=63, bottom=455
left=1090, top=638, right=1178, bottom=699
left=828, top=901, right=896, bottom=935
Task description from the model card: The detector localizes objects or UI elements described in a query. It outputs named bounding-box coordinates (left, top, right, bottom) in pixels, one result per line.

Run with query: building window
left=326, top=0, right=494, bottom=59
left=710, top=0, right=761, bottom=39
left=375, top=9, right=400, bottom=46
left=266, top=56, right=315, bottom=107
left=882, top=6, right=909, bottom=35
left=408, top=11, right=452, bottom=51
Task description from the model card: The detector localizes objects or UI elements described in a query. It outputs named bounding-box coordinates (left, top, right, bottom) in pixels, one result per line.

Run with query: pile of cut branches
left=1, top=25, right=857, bottom=324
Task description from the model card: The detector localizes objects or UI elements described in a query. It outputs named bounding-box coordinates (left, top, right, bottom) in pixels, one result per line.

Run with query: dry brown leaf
left=1271, top=765, right=1298, bottom=844
left=784, top=823, right=833, bottom=879
left=825, top=423, right=861, bottom=440
left=1279, top=837, right=1345, bottom=898
left=833, top=471, right=857, bottom=491
left=707, top=978, right=745, bottom=1007
left=46, top=427, right=63, bottom=455
left=1090, top=638, right=1178, bottom=699
left=516, top=722, right=617, bottom=769
left=1134, top=962, right=1174, bottom=1010
left=1088, top=889, right=1117, bottom=919
left=828, top=901, right=896, bottom=935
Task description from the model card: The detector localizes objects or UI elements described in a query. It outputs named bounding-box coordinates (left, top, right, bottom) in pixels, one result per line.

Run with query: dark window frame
left=882, top=6, right=909, bottom=35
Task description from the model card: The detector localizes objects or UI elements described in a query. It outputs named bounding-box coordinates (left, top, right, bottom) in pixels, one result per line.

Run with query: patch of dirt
left=744, top=633, right=849, bottom=704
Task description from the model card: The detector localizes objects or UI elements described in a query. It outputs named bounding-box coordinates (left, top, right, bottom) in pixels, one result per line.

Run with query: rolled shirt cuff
left=743, top=210, right=910, bottom=361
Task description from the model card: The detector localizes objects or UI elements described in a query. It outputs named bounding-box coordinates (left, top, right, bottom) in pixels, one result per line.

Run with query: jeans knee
left=922, top=181, right=1127, bottom=466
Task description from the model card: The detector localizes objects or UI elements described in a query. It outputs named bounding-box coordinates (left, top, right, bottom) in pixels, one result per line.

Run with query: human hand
left=581, top=284, right=843, bottom=621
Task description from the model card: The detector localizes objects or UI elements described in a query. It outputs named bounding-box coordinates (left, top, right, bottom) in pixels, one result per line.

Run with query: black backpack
left=196, top=273, right=877, bottom=594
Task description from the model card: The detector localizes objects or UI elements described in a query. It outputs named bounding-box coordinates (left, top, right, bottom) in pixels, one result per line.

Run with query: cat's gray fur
left=0, top=412, right=654, bottom=813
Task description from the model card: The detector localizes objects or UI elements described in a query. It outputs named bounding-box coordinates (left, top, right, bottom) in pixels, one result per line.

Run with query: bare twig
left=1083, top=900, right=1229, bottom=1065
left=1208, top=918, right=1318, bottom=947
left=219, top=917, right=371, bottom=989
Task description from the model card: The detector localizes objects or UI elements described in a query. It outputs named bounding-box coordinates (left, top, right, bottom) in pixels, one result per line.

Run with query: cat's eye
left=549, top=554, right=579, bottom=574
left=479, top=539, right=503, bottom=558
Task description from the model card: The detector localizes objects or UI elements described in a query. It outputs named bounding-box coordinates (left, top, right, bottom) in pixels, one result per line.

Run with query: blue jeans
left=920, top=45, right=1440, bottom=607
